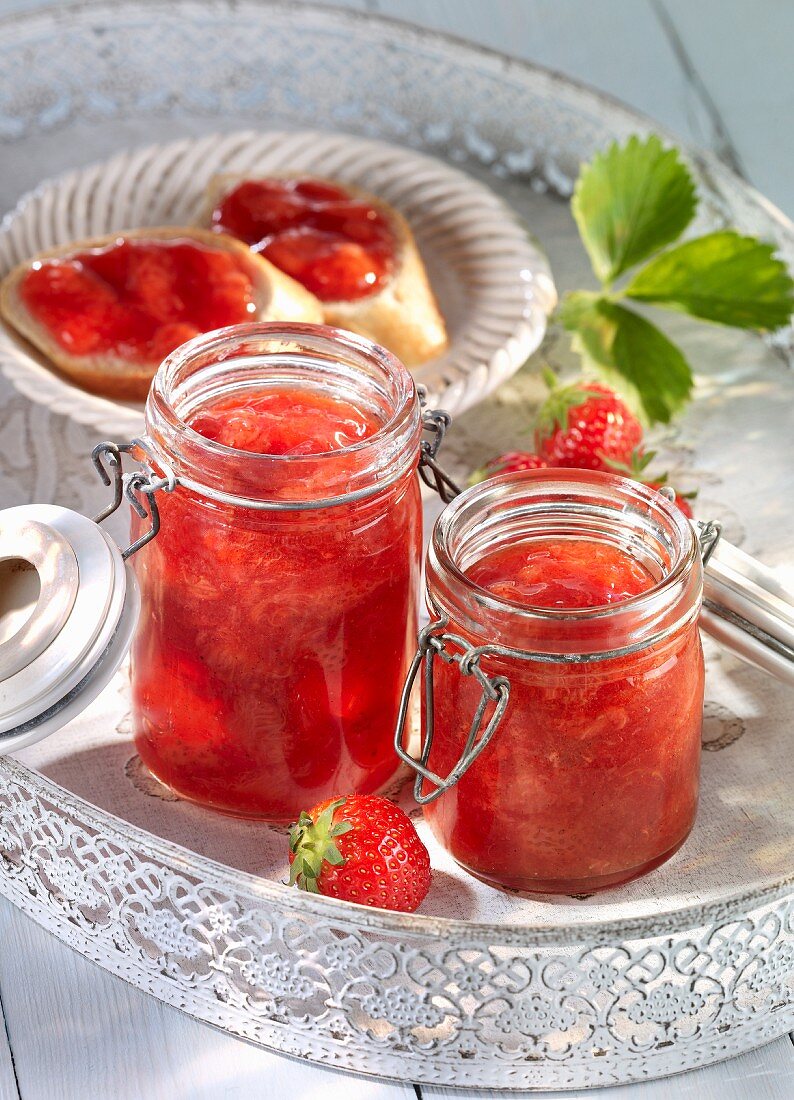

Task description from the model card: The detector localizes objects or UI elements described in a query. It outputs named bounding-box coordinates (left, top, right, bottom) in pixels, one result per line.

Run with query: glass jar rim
left=428, top=469, right=700, bottom=642
left=150, top=321, right=416, bottom=461
left=144, top=322, right=422, bottom=509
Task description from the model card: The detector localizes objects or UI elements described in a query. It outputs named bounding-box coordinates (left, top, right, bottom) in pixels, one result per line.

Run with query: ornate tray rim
left=3, top=0, right=794, bottom=242
left=0, top=2, right=792, bottom=1089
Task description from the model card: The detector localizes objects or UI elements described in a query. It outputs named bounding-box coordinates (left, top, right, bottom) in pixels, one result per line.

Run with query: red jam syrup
left=424, top=537, right=704, bottom=893
left=468, top=539, right=654, bottom=610
left=130, top=385, right=421, bottom=820
left=211, top=178, right=395, bottom=301
left=20, top=238, right=257, bottom=362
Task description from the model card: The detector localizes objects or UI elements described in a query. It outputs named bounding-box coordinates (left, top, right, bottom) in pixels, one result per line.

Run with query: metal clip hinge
left=394, top=615, right=511, bottom=804
left=92, top=440, right=173, bottom=559
left=696, top=519, right=723, bottom=567
left=417, top=386, right=462, bottom=504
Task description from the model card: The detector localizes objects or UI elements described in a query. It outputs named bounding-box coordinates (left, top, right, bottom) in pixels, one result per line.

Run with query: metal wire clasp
left=695, top=518, right=722, bottom=566
left=394, top=614, right=511, bottom=804
left=92, top=440, right=175, bottom=560
left=417, top=386, right=462, bottom=504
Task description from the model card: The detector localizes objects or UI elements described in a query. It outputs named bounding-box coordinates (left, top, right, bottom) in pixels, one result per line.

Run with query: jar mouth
left=428, top=470, right=701, bottom=654
left=152, top=322, right=414, bottom=461
left=145, top=322, right=421, bottom=507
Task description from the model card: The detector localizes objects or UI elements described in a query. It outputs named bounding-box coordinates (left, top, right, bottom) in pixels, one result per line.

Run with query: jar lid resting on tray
left=0, top=502, right=139, bottom=752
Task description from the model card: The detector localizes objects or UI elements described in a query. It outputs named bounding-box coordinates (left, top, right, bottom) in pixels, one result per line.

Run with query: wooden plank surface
left=0, top=984, right=18, bottom=1100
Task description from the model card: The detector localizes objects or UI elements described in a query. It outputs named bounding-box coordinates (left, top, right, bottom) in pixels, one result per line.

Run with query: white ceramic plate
left=0, top=130, right=556, bottom=436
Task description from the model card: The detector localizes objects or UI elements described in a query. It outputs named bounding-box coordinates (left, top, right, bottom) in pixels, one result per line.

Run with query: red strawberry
left=288, top=795, right=431, bottom=913
left=536, top=372, right=643, bottom=472
left=607, top=449, right=696, bottom=518
left=469, top=450, right=548, bottom=485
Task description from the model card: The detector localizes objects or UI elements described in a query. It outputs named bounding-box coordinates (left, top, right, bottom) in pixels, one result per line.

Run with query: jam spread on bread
left=211, top=178, right=395, bottom=301
left=20, top=238, right=258, bottom=362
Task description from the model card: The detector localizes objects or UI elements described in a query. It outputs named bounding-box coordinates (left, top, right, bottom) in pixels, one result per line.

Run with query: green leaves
left=572, top=135, right=696, bottom=285
left=288, top=798, right=352, bottom=893
left=560, top=292, right=692, bottom=423
left=560, top=135, right=794, bottom=424
left=625, top=231, right=794, bottom=329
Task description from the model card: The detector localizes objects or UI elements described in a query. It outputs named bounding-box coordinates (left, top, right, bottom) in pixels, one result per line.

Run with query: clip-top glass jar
left=396, top=469, right=705, bottom=894
left=128, top=323, right=422, bottom=821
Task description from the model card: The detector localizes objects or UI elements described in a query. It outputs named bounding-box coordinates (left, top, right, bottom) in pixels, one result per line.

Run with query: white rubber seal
left=0, top=504, right=140, bottom=751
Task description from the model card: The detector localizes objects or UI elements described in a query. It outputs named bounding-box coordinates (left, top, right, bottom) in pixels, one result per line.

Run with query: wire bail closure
left=694, top=517, right=722, bottom=566
left=90, top=386, right=459, bottom=551
left=394, top=613, right=511, bottom=804
left=92, top=441, right=174, bottom=560
left=417, top=386, right=462, bottom=503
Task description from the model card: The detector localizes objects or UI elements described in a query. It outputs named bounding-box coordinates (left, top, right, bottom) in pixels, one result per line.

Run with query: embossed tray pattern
left=0, top=2, right=791, bottom=1090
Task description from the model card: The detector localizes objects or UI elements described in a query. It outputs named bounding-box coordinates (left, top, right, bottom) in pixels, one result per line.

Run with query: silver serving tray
left=0, top=2, right=791, bottom=1090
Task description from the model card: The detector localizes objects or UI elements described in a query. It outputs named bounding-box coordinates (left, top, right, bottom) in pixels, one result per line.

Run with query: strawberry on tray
left=289, top=794, right=432, bottom=914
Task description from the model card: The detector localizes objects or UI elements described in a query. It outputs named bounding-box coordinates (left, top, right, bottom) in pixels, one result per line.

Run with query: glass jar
left=397, top=470, right=705, bottom=894
left=128, top=322, right=422, bottom=821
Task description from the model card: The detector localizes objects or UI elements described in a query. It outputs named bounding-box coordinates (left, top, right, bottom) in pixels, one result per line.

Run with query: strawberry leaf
left=288, top=798, right=350, bottom=892
left=572, top=135, right=697, bottom=286
left=625, top=230, right=794, bottom=329
left=561, top=294, right=693, bottom=424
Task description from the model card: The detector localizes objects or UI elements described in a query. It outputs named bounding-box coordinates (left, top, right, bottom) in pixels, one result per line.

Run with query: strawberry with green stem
left=535, top=369, right=643, bottom=473
left=288, top=795, right=431, bottom=913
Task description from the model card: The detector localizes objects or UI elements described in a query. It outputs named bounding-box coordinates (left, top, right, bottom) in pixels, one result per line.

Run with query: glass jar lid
left=0, top=503, right=140, bottom=752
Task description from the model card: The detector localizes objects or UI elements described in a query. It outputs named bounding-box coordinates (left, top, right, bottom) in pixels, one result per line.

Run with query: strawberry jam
left=211, top=178, right=395, bottom=301
left=419, top=471, right=705, bottom=894
left=467, top=539, right=655, bottom=609
left=129, top=324, right=422, bottom=821
left=189, top=388, right=376, bottom=456
left=20, top=238, right=257, bottom=363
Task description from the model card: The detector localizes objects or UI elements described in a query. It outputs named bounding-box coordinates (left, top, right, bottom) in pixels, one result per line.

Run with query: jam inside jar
left=129, top=323, right=422, bottom=821
left=415, top=470, right=705, bottom=894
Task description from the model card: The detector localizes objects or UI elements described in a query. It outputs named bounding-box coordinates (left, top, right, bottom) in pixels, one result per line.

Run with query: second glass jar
left=129, top=323, right=422, bottom=821
left=402, top=470, right=705, bottom=894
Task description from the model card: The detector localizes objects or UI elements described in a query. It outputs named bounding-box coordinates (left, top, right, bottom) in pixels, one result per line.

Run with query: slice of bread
left=204, top=175, right=448, bottom=368
left=0, top=227, right=323, bottom=401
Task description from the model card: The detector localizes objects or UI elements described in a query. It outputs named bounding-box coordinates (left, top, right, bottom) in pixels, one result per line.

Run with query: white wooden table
left=0, top=1, right=792, bottom=1096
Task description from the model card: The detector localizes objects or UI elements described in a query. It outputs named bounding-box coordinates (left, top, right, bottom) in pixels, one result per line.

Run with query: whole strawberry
left=536, top=372, right=643, bottom=473
left=288, top=795, right=431, bottom=913
left=469, top=450, right=548, bottom=484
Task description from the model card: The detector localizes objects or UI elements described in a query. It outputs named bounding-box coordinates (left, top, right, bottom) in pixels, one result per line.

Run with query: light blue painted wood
left=657, top=0, right=794, bottom=218
left=0, top=1001, right=18, bottom=1100
left=318, top=0, right=794, bottom=219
